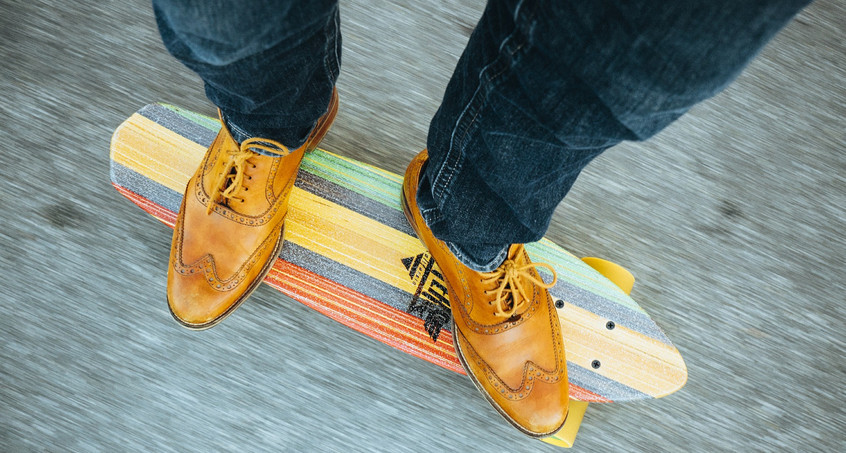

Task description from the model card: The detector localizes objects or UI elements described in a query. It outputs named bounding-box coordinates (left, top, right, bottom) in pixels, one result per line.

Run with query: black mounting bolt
left=591, top=360, right=601, bottom=369
left=555, top=299, right=565, bottom=309
left=606, top=321, right=616, bottom=330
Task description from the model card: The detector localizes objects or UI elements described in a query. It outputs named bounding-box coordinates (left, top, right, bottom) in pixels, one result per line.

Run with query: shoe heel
left=400, top=188, right=423, bottom=242
left=305, top=88, right=339, bottom=153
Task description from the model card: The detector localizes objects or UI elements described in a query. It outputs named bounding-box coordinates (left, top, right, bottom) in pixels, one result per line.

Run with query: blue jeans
left=154, top=0, right=808, bottom=271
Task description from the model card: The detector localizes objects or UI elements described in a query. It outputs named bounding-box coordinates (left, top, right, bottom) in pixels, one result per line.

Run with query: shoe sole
left=401, top=184, right=568, bottom=439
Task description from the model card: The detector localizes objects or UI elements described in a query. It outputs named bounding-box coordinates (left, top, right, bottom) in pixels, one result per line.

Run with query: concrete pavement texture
left=1, top=0, right=843, bottom=451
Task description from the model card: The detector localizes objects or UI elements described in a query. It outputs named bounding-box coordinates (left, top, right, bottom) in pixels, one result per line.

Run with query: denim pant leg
left=418, top=0, right=810, bottom=271
left=153, top=0, right=341, bottom=148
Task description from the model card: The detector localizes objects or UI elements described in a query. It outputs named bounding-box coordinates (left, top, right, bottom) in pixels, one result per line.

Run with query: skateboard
left=110, top=103, right=688, bottom=448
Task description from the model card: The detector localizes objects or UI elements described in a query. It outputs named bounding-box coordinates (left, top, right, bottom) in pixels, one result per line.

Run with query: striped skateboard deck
left=110, top=103, right=687, bottom=447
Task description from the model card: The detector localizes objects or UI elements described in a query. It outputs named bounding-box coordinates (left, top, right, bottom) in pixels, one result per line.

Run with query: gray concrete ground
left=1, top=0, right=844, bottom=451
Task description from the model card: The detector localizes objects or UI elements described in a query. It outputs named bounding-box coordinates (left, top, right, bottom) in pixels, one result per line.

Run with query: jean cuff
left=446, top=241, right=509, bottom=273
left=222, top=113, right=309, bottom=156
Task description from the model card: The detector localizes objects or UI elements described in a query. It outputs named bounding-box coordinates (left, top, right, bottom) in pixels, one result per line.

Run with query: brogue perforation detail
left=460, top=301, right=567, bottom=401
left=171, top=211, right=283, bottom=292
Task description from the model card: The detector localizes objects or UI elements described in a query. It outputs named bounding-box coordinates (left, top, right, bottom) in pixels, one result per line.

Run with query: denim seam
left=428, top=0, right=536, bottom=225
left=228, top=121, right=251, bottom=143
left=324, top=6, right=341, bottom=87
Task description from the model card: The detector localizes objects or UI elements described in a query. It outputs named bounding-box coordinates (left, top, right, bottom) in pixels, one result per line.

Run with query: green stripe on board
left=299, top=150, right=403, bottom=210
left=161, top=103, right=221, bottom=131
left=526, top=241, right=646, bottom=314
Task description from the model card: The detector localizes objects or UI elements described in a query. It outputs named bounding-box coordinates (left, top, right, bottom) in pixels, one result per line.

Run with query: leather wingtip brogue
left=167, top=89, right=338, bottom=329
left=401, top=149, right=569, bottom=437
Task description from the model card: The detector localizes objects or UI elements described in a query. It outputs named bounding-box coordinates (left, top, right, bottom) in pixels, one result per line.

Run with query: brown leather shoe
left=167, top=89, right=338, bottom=329
left=401, top=150, right=569, bottom=437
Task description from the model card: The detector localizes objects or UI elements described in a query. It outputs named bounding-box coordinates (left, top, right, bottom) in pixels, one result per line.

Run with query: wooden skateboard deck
left=110, top=103, right=687, bottom=447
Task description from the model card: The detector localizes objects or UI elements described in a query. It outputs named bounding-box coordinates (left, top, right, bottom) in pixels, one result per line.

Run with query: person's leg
left=153, top=0, right=340, bottom=329
left=405, top=0, right=809, bottom=437
left=153, top=0, right=340, bottom=148
left=420, top=0, right=810, bottom=271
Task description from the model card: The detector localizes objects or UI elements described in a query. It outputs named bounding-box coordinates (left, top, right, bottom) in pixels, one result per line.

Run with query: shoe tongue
left=500, top=287, right=527, bottom=319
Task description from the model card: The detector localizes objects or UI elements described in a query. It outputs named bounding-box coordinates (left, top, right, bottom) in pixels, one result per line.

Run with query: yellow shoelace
left=481, top=245, right=558, bottom=318
left=206, top=137, right=290, bottom=214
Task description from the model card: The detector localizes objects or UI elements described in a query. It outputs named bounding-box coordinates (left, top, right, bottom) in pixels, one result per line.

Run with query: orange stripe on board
left=276, top=267, right=458, bottom=368
left=276, top=259, right=439, bottom=341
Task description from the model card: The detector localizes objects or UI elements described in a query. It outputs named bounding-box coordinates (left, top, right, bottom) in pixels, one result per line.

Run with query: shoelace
left=481, top=245, right=558, bottom=318
left=206, top=137, right=290, bottom=214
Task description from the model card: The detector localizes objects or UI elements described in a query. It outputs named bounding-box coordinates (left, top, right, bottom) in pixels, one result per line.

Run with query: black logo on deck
left=402, top=252, right=451, bottom=342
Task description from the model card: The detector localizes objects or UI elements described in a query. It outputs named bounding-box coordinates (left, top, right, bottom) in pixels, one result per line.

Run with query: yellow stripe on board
left=287, top=189, right=688, bottom=397
left=561, top=303, right=687, bottom=397
left=285, top=189, right=426, bottom=293
left=110, top=113, right=205, bottom=192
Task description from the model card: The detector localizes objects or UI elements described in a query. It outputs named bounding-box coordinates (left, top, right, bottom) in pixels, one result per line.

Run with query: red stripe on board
left=570, top=386, right=611, bottom=403
left=266, top=259, right=465, bottom=374
left=112, top=181, right=611, bottom=402
left=114, top=184, right=177, bottom=227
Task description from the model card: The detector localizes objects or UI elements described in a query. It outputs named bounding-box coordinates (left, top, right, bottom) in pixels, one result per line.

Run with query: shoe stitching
left=481, top=244, right=557, bottom=318
left=171, top=207, right=284, bottom=292
left=457, top=307, right=567, bottom=402
left=408, top=154, right=557, bottom=333
left=449, top=245, right=553, bottom=334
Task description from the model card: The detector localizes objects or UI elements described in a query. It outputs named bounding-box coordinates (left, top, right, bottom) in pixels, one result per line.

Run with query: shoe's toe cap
left=455, top=327, right=569, bottom=437
left=166, top=267, right=242, bottom=329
